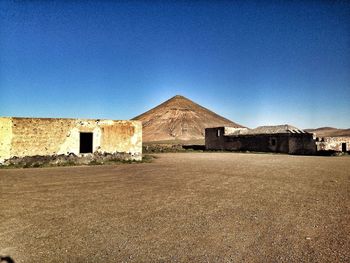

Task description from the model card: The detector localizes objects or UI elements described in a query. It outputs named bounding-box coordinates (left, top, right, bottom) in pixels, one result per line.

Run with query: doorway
left=342, top=143, right=347, bottom=152
left=80, top=132, right=93, bottom=153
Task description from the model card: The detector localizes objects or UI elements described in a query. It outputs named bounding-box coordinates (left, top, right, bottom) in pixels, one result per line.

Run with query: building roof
left=249, top=125, right=306, bottom=134
left=224, top=124, right=308, bottom=136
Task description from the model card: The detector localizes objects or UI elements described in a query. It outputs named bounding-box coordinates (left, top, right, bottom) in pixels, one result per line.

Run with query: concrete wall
left=0, top=117, right=142, bottom=162
left=316, top=137, right=350, bottom=152
left=205, top=127, right=316, bottom=155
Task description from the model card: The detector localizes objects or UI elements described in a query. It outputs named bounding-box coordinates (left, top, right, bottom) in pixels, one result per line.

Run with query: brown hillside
left=133, top=95, right=243, bottom=142
left=305, top=127, right=350, bottom=137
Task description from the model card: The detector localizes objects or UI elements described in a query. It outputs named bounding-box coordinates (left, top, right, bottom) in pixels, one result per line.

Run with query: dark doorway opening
left=271, top=138, right=276, bottom=146
left=80, top=132, right=93, bottom=153
left=342, top=143, right=346, bottom=152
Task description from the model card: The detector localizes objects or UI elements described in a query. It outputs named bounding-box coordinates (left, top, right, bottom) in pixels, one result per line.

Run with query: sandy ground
left=0, top=153, right=349, bottom=262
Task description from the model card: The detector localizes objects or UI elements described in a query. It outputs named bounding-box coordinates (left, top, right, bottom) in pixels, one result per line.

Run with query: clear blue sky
left=1, top=0, right=349, bottom=128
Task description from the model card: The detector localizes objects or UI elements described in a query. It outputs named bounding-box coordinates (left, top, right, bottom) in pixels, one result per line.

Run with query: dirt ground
left=1, top=153, right=349, bottom=262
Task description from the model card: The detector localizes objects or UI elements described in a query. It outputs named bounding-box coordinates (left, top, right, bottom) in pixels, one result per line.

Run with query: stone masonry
left=0, top=117, right=142, bottom=163
left=316, top=136, right=350, bottom=152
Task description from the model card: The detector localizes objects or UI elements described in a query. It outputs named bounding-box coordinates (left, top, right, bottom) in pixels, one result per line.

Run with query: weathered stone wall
left=205, top=127, right=226, bottom=150
left=0, top=117, right=142, bottom=162
left=221, top=134, right=290, bottom=153
left=288, top=134, right=316, bottom=155
left=0, top=117, right=13, bottom=161
left=100, top=121, right=141, bottom=155
left=316, top=137, right=350, bottom=152
left=206, top=127, right=290, bottom=152
left=11, top=118, right=76, bottom=158
left=205, top=127, right=316, bottom=155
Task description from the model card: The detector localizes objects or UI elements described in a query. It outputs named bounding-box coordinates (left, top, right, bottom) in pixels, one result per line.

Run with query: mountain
left=133, top=95, right=243, bottom=142
left=305, top=127, right=350, bottom=137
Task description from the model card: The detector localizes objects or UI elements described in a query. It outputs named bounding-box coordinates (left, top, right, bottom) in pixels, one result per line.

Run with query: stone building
left=315, top=136, right=350, bottom=152
left=205, top=125, right=316, bottom=155
left=0, top=117, right=142, bottom=163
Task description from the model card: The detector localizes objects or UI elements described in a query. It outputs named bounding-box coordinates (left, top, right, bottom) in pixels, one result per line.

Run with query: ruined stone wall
left=316, top=137, right=350, bottom=152
left=222, top=134, right=290, bottom=153
left=205, top=127, right=316, bottom=155
left=206, top=127, right=290, bottom=153
left=205, top=127, right=226, bottom=150
left=0, top=117, right=142, bottom=162
left=288, top=134, right=316, bottom=155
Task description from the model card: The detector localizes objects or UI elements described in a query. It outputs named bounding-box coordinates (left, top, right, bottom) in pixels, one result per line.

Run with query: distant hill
left=305, top=127, right=350, bottom=137
left=133, top=95, right=243, bottom=142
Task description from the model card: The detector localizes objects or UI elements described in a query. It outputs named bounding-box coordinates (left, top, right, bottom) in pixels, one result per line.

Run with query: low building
left=0, top=117, right=142, bottom=163
left=205, top=125, right=316, bottom=155
left=316, top=136, right=350, bottom=152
